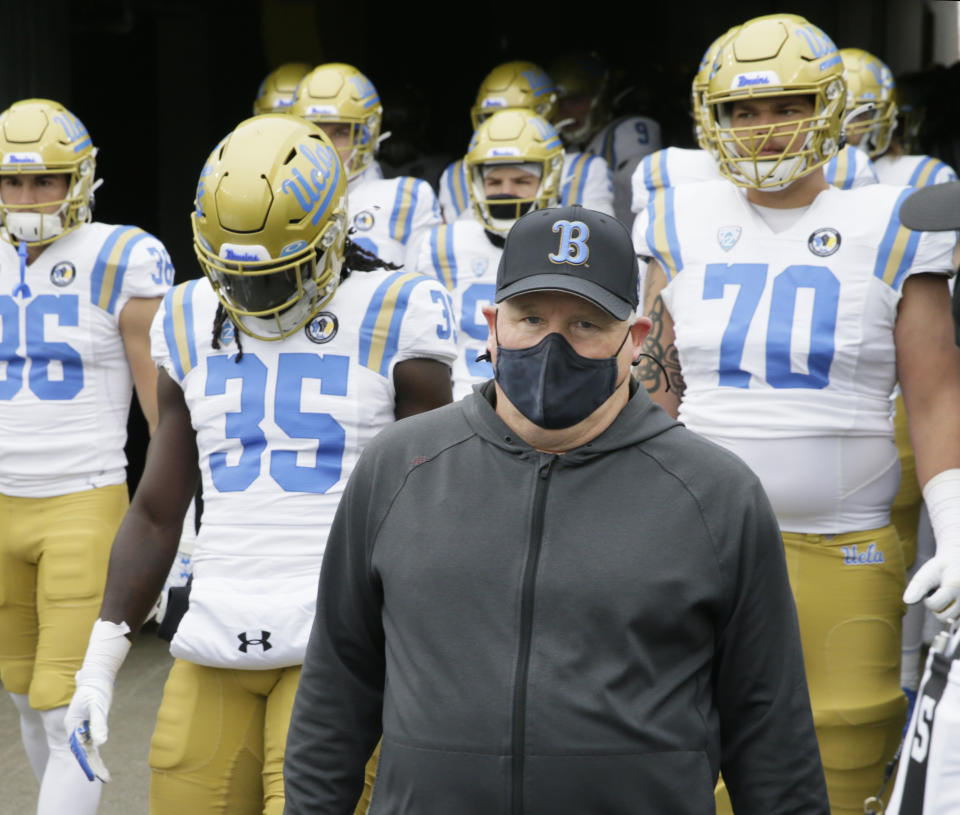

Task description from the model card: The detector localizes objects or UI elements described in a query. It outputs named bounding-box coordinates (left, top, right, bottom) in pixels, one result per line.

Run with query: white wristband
left=922, top=469, right=960, bottom=558
left=77, top=619, right=132, bottom=682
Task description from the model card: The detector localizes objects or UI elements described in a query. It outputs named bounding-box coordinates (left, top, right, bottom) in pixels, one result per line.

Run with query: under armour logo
left=237, top=631, right=272, bottom=653
left=548, top=219, right=590, bottom=266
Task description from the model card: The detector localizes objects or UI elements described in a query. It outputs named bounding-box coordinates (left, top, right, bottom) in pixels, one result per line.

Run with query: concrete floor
left=0, top=624, right=174, bottom=814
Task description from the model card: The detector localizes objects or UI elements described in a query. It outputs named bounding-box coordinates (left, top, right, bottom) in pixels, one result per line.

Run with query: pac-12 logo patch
left=548, top=219, right=590, bottom=265
left=305, top=311, right=338, bottom=343
left=717, top=226, right=741, bottom=251
left=808, top=227, right=841, bottom=257
left=353, top=210, right=375, bottom=231
left=50, top=261, right=76, bottom=286
left=219, top=319, right=236, bottom=346
left=473, top=257, right=488, bottom=277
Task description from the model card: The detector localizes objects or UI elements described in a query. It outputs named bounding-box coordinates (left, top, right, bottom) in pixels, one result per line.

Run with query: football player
left=291, top=63, right=441, bottom=272
left=438, top=61, right=613, bottom=221
left=630, top=19, right=877, bottom=251
left=417, top=109, right=563, bottom=399
left=64, top=115, right=456, bottom=815
left=0, top=99, right=173, bottom=815
left=252, top=62, right=313, bottom=115
left=841, top=45, right=960, bottom=714
left=884, top=178, right=960, bottom=815
left=633, top=15, right=960, bottom=815
left=841, top=48, right=957, bottom=187
left=548, top=52, right=662, bottom=226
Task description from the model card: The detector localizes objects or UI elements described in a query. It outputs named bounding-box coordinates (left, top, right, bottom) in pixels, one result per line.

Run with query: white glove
left=904, top=470, right=960, bottom=623
left=64, top=619, right=132, bottom=781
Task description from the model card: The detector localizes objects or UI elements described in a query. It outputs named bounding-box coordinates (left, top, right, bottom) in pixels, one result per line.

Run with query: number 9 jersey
left=0, top=223, right=173, bottom=496
left=149, top=268, right=457, bottom=669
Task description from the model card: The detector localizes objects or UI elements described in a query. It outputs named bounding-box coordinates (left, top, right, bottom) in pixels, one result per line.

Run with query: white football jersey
left=635, top=182, right=955, bottom=531
left=631, top=145, right=876, bottom=228
left=415, top=219, right=501, bottom=400
left=347, top=173, right=441, bottom=271
left=873, top=154, right=958, bottom=187
left=438, top=151, right=614, bottom=222
left=150, top=270, right=457, bottom=669
left=0, top=222, right=173, bottom=497
left=582, top=114, right=662, bottom=227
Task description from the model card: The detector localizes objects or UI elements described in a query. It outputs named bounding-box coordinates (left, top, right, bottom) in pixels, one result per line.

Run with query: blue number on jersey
left=635, top=121, right=649, bottom=144
left=0, top=294, right=84, bottom=400
left=703, top=263, right=839, bottom=389
left=461, top=283, right=496, bottom=376
left=431, top=289, right=453, bottom=340
left=205, top=351, right=349, bottom=494
left=147, top=246, right=175, bottom=286
left=271, top=353, right=348, bottom=493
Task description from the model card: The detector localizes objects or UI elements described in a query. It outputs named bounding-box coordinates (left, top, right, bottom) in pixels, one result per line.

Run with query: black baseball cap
left=900, top=181, right=960, bottom=231
left=495, top=205, right=639, bottom=320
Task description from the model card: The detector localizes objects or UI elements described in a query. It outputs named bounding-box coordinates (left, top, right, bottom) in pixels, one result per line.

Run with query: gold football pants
left=149, top=659, right=377, bottom=815
left=716, top=526, right=907, bottom=815
left=0, top=484, right=128, bottom=709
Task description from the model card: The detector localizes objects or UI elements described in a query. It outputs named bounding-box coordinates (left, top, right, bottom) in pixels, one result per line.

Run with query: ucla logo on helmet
left=717, top=226, right=741, bottom=251
left=305, top=311, right=338, bottom=344
left=808, top=227, right=841, bottom=257
left=50, top=261, right=76, bottom=287
left=548, top=219, right=590, bottom=266
left=353, top=210, right=375, bottom=231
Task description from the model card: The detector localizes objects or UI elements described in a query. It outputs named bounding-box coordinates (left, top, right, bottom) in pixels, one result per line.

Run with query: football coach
left=283, top=205, right=828, bottom=814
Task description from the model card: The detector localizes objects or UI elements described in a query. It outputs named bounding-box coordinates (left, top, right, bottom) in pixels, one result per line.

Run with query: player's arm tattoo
left=637, top=293, right=685, bottom=398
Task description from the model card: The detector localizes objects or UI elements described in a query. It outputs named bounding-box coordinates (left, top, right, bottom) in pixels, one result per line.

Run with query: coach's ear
left=482, top=304, right=498, bottom=363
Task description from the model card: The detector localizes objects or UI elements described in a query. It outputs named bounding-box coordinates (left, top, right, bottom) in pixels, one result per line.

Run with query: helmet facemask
left=195, top=208, right=346, bottom=341
left=707, top=81, right=845, bottom=190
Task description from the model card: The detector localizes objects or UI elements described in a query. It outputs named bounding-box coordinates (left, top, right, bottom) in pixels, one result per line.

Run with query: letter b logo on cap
left=548, top=219, right=590, bottom=266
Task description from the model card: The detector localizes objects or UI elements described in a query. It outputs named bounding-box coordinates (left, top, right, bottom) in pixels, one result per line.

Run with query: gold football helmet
left=470, top=61, right=558, bottom=129
left=464, top=109, right=564, bottom=236
left=252, top=62, right=313, bottom=114
left=192, top=115, right=348, bottom=341
left=840, top=48, right=897, bottom=157
left=548, top=53, right=611, bottom=146
left=0, top=98, right=98, bottom=245
left=691, top=26, right=740, bottom=151
left=703, top=15, right=846, bottom=189
left=289, top=63, right=382, bottom=180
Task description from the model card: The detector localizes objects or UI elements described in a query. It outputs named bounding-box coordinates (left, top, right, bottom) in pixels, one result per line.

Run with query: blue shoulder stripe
left=873, top=188, right=922, bottom=290
left=389, top=177, right=420, bottom=243
left=644, top=185, right=684, bottom=280
left=429, top=224, right=458, bottom=291
left=90, top=226, right=151, bottom=313
left=908, top=156, right=935, bottom=187
left=161, top=279, right=200, bottom=380
left=359, top=271, right=435, bottom=376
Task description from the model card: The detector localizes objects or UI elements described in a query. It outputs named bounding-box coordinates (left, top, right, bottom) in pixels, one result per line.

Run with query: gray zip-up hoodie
left=284, top=382, right=827, bottom=814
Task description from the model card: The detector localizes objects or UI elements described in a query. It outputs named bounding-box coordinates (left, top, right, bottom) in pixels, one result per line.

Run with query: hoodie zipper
left=510, top=453, right=555, bottom=815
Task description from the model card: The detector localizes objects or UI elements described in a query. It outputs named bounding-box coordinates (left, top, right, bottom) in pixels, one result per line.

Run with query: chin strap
left=12, top=240, right=31, bottom=298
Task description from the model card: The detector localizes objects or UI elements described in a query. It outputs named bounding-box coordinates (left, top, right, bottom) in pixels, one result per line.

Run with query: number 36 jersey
left=150, top=269, right=457, bottom=669
left=636, top=182, right=955, bottom=531
left=0, top=222, right=174, bottom=497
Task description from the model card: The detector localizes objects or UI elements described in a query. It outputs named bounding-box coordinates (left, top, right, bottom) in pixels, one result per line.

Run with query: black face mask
left=494, top=329, right=630, bottom=430
left=486, top=194, right=534, bottom=221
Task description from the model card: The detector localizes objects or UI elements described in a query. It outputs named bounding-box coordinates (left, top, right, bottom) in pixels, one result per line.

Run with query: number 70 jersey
left=635, top=181, right=956, bottom=439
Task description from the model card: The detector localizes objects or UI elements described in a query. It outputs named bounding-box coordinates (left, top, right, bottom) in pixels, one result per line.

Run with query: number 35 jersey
left=150, top=269, right=457, bottom=669
left=0, top=222, right=174, bottom=497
